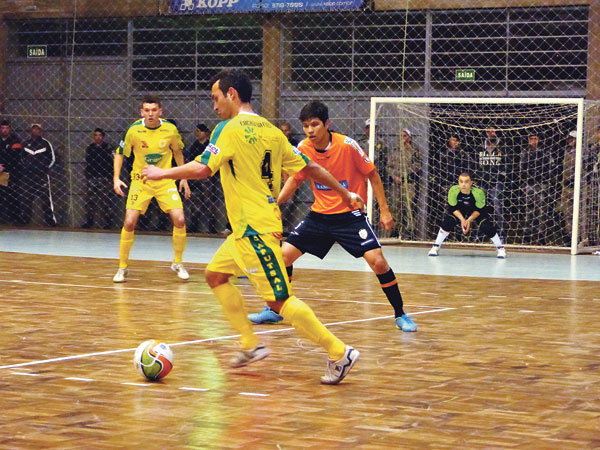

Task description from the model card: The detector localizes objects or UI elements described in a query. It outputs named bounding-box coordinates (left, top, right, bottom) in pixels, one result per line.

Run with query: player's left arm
left=367, top=168, right=393, bottom=231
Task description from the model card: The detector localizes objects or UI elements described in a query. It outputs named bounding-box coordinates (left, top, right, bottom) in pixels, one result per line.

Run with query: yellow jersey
left=116, top=118, right=183, bottom=182
left=198, top=112, right=309, bottom=238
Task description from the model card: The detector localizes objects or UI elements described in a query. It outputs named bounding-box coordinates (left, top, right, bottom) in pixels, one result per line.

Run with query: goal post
left=367, top=97, right=599, bottom=255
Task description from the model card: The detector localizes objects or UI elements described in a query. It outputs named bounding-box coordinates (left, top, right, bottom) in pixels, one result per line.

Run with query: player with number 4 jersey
left=142, top=70, right=362, bottom=384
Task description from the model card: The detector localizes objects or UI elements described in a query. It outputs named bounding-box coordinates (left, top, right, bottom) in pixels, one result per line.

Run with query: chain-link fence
left=0, top=3, right=597, bottom=247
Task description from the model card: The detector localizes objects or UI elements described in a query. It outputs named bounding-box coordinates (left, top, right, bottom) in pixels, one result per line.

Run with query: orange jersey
left=295, top=132, right=376, bottom=214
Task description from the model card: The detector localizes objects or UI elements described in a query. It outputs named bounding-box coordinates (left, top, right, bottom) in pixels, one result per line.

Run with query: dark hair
left=0, top=119, right=10, bottom=127
left=94, top=127, right=105, bottom=136
left=210, top=69, right=252, bottom=103
left=459, top=171, right=472, bottom=179
left=299, top=101, right=329, bottom=124
left=196, top=123, right=210, bottom=132
left=141, top=94, right=161, bottom=108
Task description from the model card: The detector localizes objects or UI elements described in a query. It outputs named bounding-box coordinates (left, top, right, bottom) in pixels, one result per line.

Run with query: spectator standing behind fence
left=475, top=127, right=506, bottom=235
left=81, top=128, right=117, bottom=229
left=18, top=124, right=57, bottom=226
left=279, top=121, right=299, bottom=147
left=183, top=123, right=226, bottom=234
left=388, top=128, right=421, bottom=239
left=0, top=119, right=23, bottom=224
left=519, top=134, right=552, bottom=245
left=558, top=130, right=582, bottom=245
left=438, top=135, right=477, bottom=191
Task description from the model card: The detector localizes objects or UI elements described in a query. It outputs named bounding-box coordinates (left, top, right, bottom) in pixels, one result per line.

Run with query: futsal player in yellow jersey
left=143, top=70, right=361, bottom=384
left=112, top=95, right=191, bottom=283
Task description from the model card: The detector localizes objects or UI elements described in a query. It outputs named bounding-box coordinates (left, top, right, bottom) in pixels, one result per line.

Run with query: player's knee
left=173, top=217, right=186, bottom=228
left=204, top=270, right=230, bottom=288
left=123, top=219, right=136, bottom=231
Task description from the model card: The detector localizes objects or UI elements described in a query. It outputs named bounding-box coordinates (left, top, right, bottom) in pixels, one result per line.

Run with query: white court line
left=0, top=278, right=428, bottom=308
left=0, top=279, right=212, bottom=295
left=180, top=387, right=209, bottom=392
left=66, top=377, right=94, bottom=382
left=240, top=392, right=269, bottom=397
left=0, top=307, right=456, bottom=372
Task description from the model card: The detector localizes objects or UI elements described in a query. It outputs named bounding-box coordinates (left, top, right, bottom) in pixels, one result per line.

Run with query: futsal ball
left=133, top=340, right=174, bottom=381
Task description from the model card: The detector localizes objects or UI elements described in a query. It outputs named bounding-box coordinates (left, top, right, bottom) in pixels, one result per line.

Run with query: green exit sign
left=27, top=45, right=47, bottom=58
left=456, top=69, right=475, bottom=81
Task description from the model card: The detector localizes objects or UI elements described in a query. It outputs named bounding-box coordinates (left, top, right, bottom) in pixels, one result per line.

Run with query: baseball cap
left=364, top=119, right=370, bottom=127
left=31, top=123, right=42, bottom=129
left=196, top=123, right=210, bottom=132
left=403, top=128, right=412, bottom=136
left=569, top=130, right=577, bottom=138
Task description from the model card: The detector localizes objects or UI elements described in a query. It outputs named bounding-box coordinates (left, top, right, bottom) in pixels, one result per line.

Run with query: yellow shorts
left=207, top=233, right=291, bottom=302
left=126, top=179, right=182, bottom=214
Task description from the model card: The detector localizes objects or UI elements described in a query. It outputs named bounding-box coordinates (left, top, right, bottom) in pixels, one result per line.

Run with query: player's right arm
left=113, top=153, right=127, bottom=196
left=277, top=176, right=302, bottom=206
left=142, top=160, right=212, bottom=182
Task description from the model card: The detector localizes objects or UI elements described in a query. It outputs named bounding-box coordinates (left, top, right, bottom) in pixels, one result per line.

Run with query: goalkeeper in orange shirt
left=248, top=101, right=417, bottom=332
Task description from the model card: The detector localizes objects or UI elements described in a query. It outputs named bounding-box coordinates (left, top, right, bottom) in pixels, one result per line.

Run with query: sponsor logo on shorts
left=359, top=228, right=368, bottom=239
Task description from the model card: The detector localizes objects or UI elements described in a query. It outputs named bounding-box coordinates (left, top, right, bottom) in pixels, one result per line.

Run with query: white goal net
left=368, top=97, right=600, bottom=254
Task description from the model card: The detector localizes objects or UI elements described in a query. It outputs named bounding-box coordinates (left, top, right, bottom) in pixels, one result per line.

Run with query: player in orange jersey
left=249, top=101, right=417, bottom=332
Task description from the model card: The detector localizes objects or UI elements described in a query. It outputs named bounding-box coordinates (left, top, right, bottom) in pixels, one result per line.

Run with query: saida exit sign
left=27, top=45, right=47, bottom=58
left=455, top=69, right=475, bottom=81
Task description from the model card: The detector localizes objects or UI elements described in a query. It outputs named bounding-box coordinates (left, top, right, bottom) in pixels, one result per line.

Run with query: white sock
left=491, top=233, right=502, bottom=248
left=434, top=229, right=450, bottom=246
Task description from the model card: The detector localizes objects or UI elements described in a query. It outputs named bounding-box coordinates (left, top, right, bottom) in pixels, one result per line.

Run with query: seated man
left=429, top=171, right=506, bottom=258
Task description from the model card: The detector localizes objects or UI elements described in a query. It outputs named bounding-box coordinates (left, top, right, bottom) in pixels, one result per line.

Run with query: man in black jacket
left=18, top=123, right=57, bottom=226
left=0, top=119, right=23, bottom=224
left=81, top=128, right=117, bottom=229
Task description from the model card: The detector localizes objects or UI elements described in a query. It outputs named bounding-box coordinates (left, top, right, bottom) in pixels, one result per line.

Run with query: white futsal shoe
left=171, top=263, right=189, bottom=280
left=428, top=245, right=440, bottom=257
left=113, top=267, right=128, bottom=283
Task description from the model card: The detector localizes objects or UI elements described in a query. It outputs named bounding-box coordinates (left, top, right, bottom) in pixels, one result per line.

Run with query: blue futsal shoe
left=395, top=314, right=418, bottom=332
left=248, top=306, right=283, bottom=324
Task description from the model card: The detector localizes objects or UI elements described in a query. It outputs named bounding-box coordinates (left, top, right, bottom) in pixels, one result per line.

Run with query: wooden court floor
left=0, top=251, right=599, bottom=449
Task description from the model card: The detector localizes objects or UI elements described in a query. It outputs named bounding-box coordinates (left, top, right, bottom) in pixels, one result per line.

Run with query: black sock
left=376, top=268, right=405, bottom=318
left=286, top=265, right=293, bottom=282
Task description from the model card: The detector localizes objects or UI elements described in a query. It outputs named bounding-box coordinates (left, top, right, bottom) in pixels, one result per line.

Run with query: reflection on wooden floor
left=1, top=251, right=599, bottom=448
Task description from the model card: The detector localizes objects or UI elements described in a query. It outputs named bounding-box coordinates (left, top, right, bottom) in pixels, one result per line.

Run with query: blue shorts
left=286, top=210, right=381, bottom=259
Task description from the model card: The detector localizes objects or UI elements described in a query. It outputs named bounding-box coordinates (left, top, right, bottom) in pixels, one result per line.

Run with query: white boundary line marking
left=0, top=307, right=455, bottom=371
left=0, top=279, right=212, bottom=295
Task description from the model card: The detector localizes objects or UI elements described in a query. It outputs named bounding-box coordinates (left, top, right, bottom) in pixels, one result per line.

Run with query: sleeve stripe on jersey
left=116, top=120, right=142, bottom=155
left=210, top=120, right=230, bottom=145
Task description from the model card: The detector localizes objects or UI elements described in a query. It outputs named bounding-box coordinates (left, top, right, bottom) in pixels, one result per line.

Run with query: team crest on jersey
left=358, top=228, right=368, bottom=239
left=145, top=153, right=164, bottom=165
left=244, top=126, right=258, bottom=144
left=207, top=143, right=220, bottom=155
left=141, top=140, right=149, bottom=148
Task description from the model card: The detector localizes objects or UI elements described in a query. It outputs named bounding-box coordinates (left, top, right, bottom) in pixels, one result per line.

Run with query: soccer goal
left=367, top=97, right=600, bottom=255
